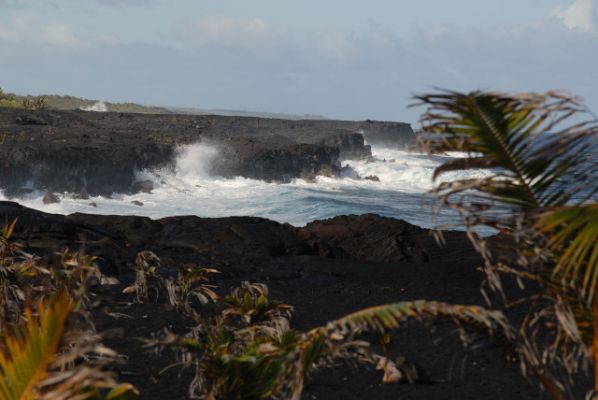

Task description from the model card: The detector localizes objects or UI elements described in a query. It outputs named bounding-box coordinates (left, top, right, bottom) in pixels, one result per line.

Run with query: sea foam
left=0, top=145, right=491, bottom=229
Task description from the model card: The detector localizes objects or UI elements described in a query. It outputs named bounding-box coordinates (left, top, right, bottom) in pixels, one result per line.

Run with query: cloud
left=40, top=21, right=78, bottom=46
left=552, top=0, right=597, bottom=32
left=0, top=13, right=79, bottom=46
left=0, top=0, right=29, bottom=8
left=313, top=26, right=400, bottom=64
left=172, top=15, right=289, bottom=49
left=1, top=8, right=598, bottom=122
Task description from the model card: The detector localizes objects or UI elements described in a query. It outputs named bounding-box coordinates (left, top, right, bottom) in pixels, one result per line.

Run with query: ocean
left=0, top=144, right=491, bottom=230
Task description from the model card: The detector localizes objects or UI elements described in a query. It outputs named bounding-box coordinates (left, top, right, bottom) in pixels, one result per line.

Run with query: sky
left=0, top=0, right=597, bottom=123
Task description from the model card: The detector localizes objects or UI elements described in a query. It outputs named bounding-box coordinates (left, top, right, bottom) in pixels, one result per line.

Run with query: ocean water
left=0, top=145, right=491, bottom=230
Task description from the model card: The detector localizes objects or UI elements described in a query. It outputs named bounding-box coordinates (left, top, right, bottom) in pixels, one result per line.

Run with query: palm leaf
left=260, top=300, right=517, bottom=400
left=0, top=293, right=136, bottom=400
left=416, top=90, right=598, bottom=220
left=0, top=291, right=73, bottom=400
left=308, top=300, right=512, bottom=340
left=416, top=90, right=598, bottom=396
left=301, top=300, right=567, bottom=400
left=539, top=204, right=598, bottom=301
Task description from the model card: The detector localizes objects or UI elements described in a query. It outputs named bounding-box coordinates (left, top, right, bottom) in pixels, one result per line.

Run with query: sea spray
left=174, top=143, right=220, bottom=182
left=2, top=146, right=492, bottom=230
left=80, top=101, right=108, bottom=112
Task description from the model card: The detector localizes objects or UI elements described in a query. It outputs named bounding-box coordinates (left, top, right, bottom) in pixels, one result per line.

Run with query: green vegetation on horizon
left=1, top=86, right=326, bottom=118
left=36, top=94, right=172, bottom=114
left=0, top=87, right=46, bottom=111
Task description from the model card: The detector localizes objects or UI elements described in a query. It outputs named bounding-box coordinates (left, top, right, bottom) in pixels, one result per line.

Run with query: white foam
left=80, top=101, right=108, bottom=112
left=1, top=145, right=492, bottom=229
left=342, top=148, right=491, bottom=193
left=174, top=143, right=219, bottom=182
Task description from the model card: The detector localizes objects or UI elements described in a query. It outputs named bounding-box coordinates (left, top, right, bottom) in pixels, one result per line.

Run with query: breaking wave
left=0, top=145, right=492, bottom=229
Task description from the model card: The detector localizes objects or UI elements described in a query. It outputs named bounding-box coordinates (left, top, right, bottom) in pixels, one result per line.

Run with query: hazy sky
left=1, top=0, right=597, bottom=123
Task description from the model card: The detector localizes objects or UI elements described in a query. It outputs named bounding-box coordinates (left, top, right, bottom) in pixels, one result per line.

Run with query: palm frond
left=0, top=291, right=73, bottom=400
left=416, top=90, right=598, bottom=220
left=0, top=292, right=137, bottom=400
left=540, top=204, right=598, bottom=301
left=302, top=300, right=570, bottom=400
left=243, top=300, right=511, bottom=400
left=308, top=300, right=512, bottom=340
left=415, top=89, right=598, bottom=397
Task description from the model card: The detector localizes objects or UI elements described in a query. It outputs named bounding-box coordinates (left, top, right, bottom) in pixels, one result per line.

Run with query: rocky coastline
left=0, top=108, right=415, bottom=197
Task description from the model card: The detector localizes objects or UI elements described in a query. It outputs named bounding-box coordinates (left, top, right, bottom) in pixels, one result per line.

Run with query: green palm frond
left=540, top=204, right=598, bottom=301
left=416, top=90, right=598, bottom=218
left=0, top=291, right=73, bottom=400
left=0, top=292, right=138, bottom=400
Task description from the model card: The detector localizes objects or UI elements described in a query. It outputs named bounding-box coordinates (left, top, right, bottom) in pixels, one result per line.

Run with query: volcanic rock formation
left=0, top=108, right=415, bottom=197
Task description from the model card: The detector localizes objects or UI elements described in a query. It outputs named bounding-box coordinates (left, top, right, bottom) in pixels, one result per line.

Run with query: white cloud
left=0, top=13, right=34, bottom=41
left=40, top=21, right=78, bottom=46
left=314, top=26, right=400, bottom=62
left=172, top=15, right=289, bottom=49
left=0, top=0, right=25, bottom=6
left=0, top=14, right=79, bottom=46
left=552, top=0, right=597, bottom=32
left=2, top=7, right=598, bottom=121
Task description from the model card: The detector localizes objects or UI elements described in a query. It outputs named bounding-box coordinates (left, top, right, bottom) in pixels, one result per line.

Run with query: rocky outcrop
left=210, top=138, right=341, bottom=182
left=42, top=192, right=60, bottom=204
left=131, top=180, right=154, bottom=193
left=364, top=175, right=380, bottom=182
left=0, top=109, right=176, bottom=197
left=315, top=132, right=372, bottom=161
left=360, top=120, right=416, bottom=149
left=215, top=116, right=416, bottom=150
left=298, top=214, right=429, bottom=263
left=0, top=108, right=414, bottom=197
left=0, top=202, right=431, bottom=274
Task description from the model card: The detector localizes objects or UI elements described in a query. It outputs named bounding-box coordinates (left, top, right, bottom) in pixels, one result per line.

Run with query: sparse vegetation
left=1, top=85, right=325, bottom=117
left=35, top=95, right=170, bottom=114
left=0, top=86, right=46, bottom=111
left=140, top=277, right=508, bottom=400
left=0, top=86, right=169, bottom=114
left=0, top=220, right=138, bottom=400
